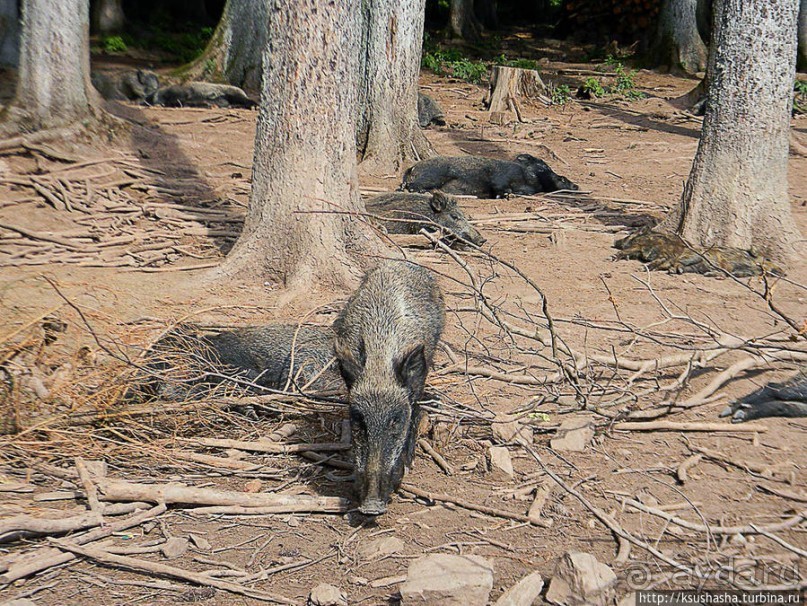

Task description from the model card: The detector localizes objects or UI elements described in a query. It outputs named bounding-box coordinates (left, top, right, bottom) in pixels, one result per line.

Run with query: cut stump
left=486, top=66, right=549, bottom=124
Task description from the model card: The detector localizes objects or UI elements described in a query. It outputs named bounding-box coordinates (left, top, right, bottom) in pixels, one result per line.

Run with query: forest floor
left=0, top=39, right=806, bottom=605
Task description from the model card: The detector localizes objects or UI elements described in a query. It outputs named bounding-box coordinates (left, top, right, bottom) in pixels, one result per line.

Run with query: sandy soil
left=0, top=47, right=805, bottom=605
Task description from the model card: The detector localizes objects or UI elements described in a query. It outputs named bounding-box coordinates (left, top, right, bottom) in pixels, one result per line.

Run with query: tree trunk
left=356, top=0, right=431, bottom=174
left=660, top=0, right=801, bottom=267
left=92, top=0, right=124, bottom=35
left=0, top=0, right=19, bottom=67
left=216, top=0, right=382, bottom=291
left=181, top=0, right=268, bottom=92
left=799, top=0, right=806, bottom=71
left=449, top=0, right=481, bottom=41
left=648, top=0, right=708, bottom=74
left=2, top=0, right=100, bottom=133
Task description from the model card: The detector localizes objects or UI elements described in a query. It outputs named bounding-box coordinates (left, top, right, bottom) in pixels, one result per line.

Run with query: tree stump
left=486, top=66, right=549, bottom=124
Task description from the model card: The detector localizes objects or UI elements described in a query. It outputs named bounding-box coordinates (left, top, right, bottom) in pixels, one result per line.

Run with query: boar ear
left=394, top=344, right=427, bottom=396
left=334, top=338, right=365, bottom=389
left=429, top=191, right=448, bottom=212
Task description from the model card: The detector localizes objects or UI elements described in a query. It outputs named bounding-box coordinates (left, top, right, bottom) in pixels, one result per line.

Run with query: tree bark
left=356, top=0, right=431, bottom=174
left=181, top=0, right=268, bottom=92
left=799, top=0, right=806, bottom=71
left=660, top=0, right=802, bottom=267
left=449, top=0, right=481, bottom=42
left=92, top=0, right=124, bottom=35
left=216, top=0, right=382, bottom=291
left=648, top=0, right=708, bottom=74
left=0, top=0, right=19, bottom=67
left=486, top=65, right=548, bottom=123
left=1, top=0, right=101, bottom=133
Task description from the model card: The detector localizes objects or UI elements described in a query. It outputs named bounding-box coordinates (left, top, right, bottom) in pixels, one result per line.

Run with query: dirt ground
left=0, top=42, right=806, bottom=605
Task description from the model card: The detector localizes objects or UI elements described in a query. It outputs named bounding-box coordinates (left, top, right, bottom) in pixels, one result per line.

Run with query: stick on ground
left=98, top=479, right=349, bottom=512
left=49, top=539, right=296, bottom=605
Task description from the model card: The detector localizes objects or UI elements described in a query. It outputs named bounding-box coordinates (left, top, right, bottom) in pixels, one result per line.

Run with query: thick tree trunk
left=449, top=0, right=481, bottom=42
left=648, top=0, right=708, bottom=74
left=92, top=0, right=124, bottom=35
left=799, top=0, right=806, bottom=71
left=217, top=0, right=381, bottom=291
left=357, top=0, right=431, bottom=174
left=0, top=0, right=19, bottom=67
left=660, top=0, right=801, bottom=267
left=181, top=0, right=268, bottom=92
left=2, top=0, right=100, bottom=133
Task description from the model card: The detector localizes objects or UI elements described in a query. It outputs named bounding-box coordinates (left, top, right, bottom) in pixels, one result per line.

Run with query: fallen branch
left=749, top=524, right=807, bottom=558
left=756, top=484, right=807, bottom=503
left=299, top=451, right=353, bottom=470
left=0, top=127, right=77, bottom=153
left=612, top=421, right=767, bottom=433
left=49, top=540, right=295, bottom=605
left=622, top=498, right=806, bottom=535
left=97, top=479, right=349, bottom=512
left=679, top=351, right=807, bottom=408
left=75, top=457, right=104, bottom=516
left=0, top=503, right=166, bottom=585
left=400, top=483, right=551, bottom=528
left=179, top=437, right=350, bottom=454
left=418, top=439, right=454, bottom=475
left=189, top=504, right=346, bottom=515
left=0, top=220, right=83, bottom=250
left=524, top=445, right=731, bottom=586
left=676, top=454, right=702, bottom=484
left=692, top=446, right=792, bottom=477
left=0, top=504, right=140, bottom=543
left=456, top=365, right=562, bottom=386
left=164, top=450, right=263, bottom=471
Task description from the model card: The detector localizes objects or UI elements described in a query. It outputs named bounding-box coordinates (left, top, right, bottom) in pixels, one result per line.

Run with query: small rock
left=495, top=570, right=544, bottom=605
left=3, top=600, right=38, bottom=606
left=550, top=417, right=594, bottom=452
left=244, top=479, right=263, bottom=493
left=488, top=446, right=514, bottom=480
left=308, top=583, right=347, bottom=606
left=492, top=419, right=533, bottom=446
left=160, top=537, right=189, bottom=560
left=546, top=552, right=617, bottom=606
left=357, top=536, right=405, bottom=560
left=350, top=575, right=369, bottom=586
left=189, top=534, right=211, bottom=551
left=400, top=554, right=494, bottom=605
